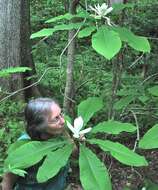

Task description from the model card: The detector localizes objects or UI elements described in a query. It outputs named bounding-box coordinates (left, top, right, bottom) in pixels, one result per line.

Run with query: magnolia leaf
left=31, top=23, right=85, bottom=39
left=78, top=97, right=103, bottom=126
left=91, top=121, right=136, bottom=135
left=7, top=140, right=30, bottom=155
left=0, top=67, right=31, bottom=77
left=92, top=26, right=122, bottom=60
left=30, top=28, right=55, bottom=39
left=37, top=143, right=73, bottom=183
left=79, top=144, right=112, bottom=190
left=139, top=124, right=158, bottom=149
left=88, top=139, right=148, bottom=166
left=78, top=26, right=96, bottom=38
left=113, top=27, right=150, bottom=53
left=45, top=13, right=74, bottom=23
left=114, top=96, right=135, bottom=110
left=4, top=139, right=67, bottom=170
left=53, top=22, right=84, bottom=31
left=148, top=86, right=158, bottom=97
left=45, top=11, right=91, bottom=23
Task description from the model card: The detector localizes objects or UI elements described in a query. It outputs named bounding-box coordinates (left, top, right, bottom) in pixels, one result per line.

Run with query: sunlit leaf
left=37, top=143, right=73, bottom=183
left=4, top=139, right=68, bottom=170
left=0, top=67, right=31, bottom=77
left=78, top=97, right=103, bottom=126
left=79, top=144, right=112, bottom=190
left=91, top=120, right=136, bottom=134
left=113, top=27, right=150, bottom=53
left=78, top=26, right=96, bottom=38
left=88, top=139, right=148, bottom=166
left=139, top=124, right=158, bottom=149
left=92, top=26, right=122, bottom=60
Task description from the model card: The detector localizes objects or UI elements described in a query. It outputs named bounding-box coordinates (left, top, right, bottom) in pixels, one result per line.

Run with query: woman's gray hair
left=24, top=97, right=59, bottom=140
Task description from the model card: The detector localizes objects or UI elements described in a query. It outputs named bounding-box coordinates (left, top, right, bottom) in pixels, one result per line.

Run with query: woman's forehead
left=50, top=104, right=61, bottom=116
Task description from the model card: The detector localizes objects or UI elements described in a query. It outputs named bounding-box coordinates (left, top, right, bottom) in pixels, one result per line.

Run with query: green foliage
left=37, top=143, right=73, bottom=183
left=77, top=97, right=103, bottom=126
left=4, top=138, right=69, bottom=172
left=114, top=96, right=135, bottom=110
left=0, top=67, right=31, bottom=77
left=88, top=139, right=148, bottom=167
left=91, top=120, right=136, bottom=135
left=92, top=26, right=122, bottom=60
left=113, top=27, right=151, bottom=53
left=22, top=0, right=158, bottom=188
left=148, top=86, right=158, bottom=97
left=139, top=124, right=158, bottom=149
left=78, top=26, right=96, bottom=38
left=79, top=144, right=112, bottom=190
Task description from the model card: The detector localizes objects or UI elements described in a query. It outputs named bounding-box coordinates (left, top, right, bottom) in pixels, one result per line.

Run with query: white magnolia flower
left=66, top=116, right=92, bottom=139
left=89, top=3, right=113, bottom=25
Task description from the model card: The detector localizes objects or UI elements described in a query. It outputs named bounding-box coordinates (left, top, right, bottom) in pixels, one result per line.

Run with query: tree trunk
left=0, top=0, right=24, bottom=99
left=20, top=0, right=40, bottom=100
left=63, top=0, right=79, bottom=115
left=0, top=0, right=39, bottom=101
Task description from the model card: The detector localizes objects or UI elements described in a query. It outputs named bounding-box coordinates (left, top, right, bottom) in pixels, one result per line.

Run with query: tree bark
left=0, top=0, right=39, bottom=101
left=20, top=0, right=40, bottom=100
left=63, top=0, right=80, bottom=115
left=0, top=0, right=24, bottom=99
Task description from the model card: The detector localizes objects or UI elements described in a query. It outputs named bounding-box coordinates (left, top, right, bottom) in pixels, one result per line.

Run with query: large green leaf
left=37, top=143, right=73, bottom=183
left=79, top=144, right=112, bottom=190
left=91, top=121, right=136, bottom=135
left=7, top=140, right=30, bottom=155
left=88, top=139, right=148, bottom=166
left=45, top=13, right=74, bottom=23
left=4, top=139, right=68, bottom=171
left=30, top=28, right=55, bottom=39
left=148, top=86, right=158, bottom=97
left=31, top=23, right=85, bottom=39
left=113, top=27, right=150, bottom=53
left=114, top=96, right=135, bottom=110
left=45, top=11, right=91, bottom=23
left=77, top=97, right=103, bottom=126
left=139, top=124, right=158, bottom=149
left=0, top=67, right=31, bottom=77
left=92, top=26, right=122, bottom=60
left=78, top=26, right=96, bottom=38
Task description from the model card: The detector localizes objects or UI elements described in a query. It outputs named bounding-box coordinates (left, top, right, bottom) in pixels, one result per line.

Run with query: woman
left=1, top=98, right=69, bottom=190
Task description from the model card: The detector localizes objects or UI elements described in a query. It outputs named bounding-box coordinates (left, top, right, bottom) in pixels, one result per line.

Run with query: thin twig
left=0, top=67, right=59, bottom=103
left=141, top=73, right=158, bottom=85
left=130, top=110, right=140, bottom=152
left=128, top=53, right=144, bottom=69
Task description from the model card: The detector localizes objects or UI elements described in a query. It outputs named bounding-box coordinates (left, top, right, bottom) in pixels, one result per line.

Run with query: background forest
left=0, top=0, right=158, bottom=189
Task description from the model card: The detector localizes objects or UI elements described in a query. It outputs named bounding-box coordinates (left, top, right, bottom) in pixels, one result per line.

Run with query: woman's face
left=46, top=103, right=65, bottom=135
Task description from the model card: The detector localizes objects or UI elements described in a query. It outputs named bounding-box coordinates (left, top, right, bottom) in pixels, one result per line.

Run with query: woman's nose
left=60, top=116, right=65, bottom=124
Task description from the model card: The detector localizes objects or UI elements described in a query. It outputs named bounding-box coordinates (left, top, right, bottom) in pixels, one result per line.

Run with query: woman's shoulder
left=18, top=133, right=31, bottom=141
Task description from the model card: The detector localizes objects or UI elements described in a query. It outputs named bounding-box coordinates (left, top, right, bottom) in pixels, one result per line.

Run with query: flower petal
left=66, top=120, right=76, bottom=134
left=101, top=3, right=108, bottom=10
left=104, top=7, right=113, bottom=15
left=79, top=127, right=92, bottom=135
left=73, top=133, right=80, bottom=138
left=74, top=116, right=84, bottom=132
